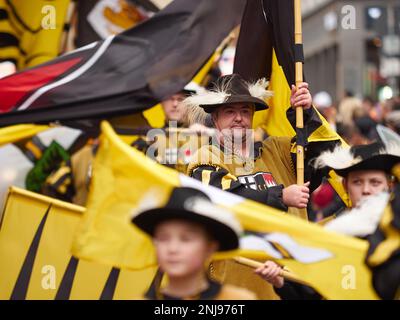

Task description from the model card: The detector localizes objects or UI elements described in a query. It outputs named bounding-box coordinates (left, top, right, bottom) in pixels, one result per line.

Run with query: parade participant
left=185, top=73, right=340, bottom=219
left=161, top=82, right=204, bottom=126
left=131, top=187, right=256, bottom=300
left=314, top=142, right=400, bottom=237
left=132, top=82, right=207, bottom=173
left=255, top=142, right=400, bottom=299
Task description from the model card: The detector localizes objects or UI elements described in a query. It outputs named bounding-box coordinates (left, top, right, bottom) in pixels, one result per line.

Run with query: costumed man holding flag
left=184, top=73, right=340, bottom=300
left=185, top=73, right=337, bottom=220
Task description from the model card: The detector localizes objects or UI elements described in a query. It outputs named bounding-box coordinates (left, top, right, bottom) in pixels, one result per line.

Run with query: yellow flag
left=0, top=124, right=49, bottom=147
left=72, top=121, right=378, bottom=299
left=253, top=51, right=349, bottom=205
left=0, top=187, right=157, bottom=300
left=0, top=0, right=70, bottom=69
left=253, top=50, right=342, bottom=143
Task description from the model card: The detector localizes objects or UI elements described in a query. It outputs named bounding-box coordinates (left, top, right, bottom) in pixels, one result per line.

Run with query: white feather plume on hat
left=313, top=146, right=359, bottom=170
left=247, top=78, right=273, bottom=100
left=183, top=76, right=273, bottom=109
left=324, top=192, right=389, bottom=237
left=313, top=143, right=400, bottom=170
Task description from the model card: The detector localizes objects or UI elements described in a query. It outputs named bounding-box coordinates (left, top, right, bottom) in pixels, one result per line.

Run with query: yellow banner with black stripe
left=72, top=121, right=378, bottom=299
left=0, top=187, right=157, bottom=299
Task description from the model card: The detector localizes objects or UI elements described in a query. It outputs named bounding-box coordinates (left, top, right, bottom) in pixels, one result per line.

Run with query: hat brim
left=131, top=208, right=239, bottom=251
left=200, top=95, right=268, bottom=113
left=334, top=154, right=400, bottom=177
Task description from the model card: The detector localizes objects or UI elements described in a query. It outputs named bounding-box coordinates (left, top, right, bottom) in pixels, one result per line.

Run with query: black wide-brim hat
left=183, top=73, right=271, bottom=114
left=314, top=142, right=400, bottom=177
left=131, top=187, right=241, bottom=252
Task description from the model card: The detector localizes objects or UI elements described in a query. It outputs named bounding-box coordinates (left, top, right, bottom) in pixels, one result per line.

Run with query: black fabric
left=370, top=256, right=400, bottom=300
left=287, top=107, right=341, bottom=192
left=54, top=256, right=79, bottom=300
left=234, top=0, right=299, bottom=86
left=0, top=0, right=245, bottom=126
left=145, top=277, right=222, bottom=300
left=366, top=183, right=400, bottom=299
left=10, top=208, right=50, bottom=300
left=131, top=187, right=239, bottom=251
left=230, top=184, right=288, bottom=212
left=200, top=74, right=269, bottom=113
left=74, top=0, right=160, bottom=48
left=329, top=142, right=400, bottom=177
left=191, top=165, right=288, bottom=212
left=274, top=280, right=323, bottom=300
left=294, top=44, right=304, bottom=63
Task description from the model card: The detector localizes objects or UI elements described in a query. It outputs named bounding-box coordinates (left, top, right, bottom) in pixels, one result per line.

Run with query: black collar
left=145, top=277, right=222, bottom=300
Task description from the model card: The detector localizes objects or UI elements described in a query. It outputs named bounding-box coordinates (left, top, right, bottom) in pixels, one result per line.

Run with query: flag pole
left=234, top=256, right=310, bottom=286
left=294, top=0, right=304, bottom=185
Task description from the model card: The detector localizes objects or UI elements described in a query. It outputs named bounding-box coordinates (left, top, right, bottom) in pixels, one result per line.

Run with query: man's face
left=344, top=170, right=390, bottom=207
left=212, top=103, right=254, bottom=141
left=153, top=219, right=217, bottom=279
left=161, top=93, right=187, bottom=122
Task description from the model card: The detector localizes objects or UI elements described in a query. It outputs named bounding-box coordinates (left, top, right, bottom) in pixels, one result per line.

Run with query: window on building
left=365, top=6, right=388, bottom=35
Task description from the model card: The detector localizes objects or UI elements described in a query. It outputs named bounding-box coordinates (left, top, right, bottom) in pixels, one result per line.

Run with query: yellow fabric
left=0, top=0, right=70, bottom=69
left=142, top=52, right=217, bottom=128
left=253, top=51, right=341, bottom=143
left=253, top=51, right=349, bottom=205
left=209, top=260, right=279, bottom=300
left=0, top=187, right=157, bottom=299
left=72, top=121, right=378, bottom=299
left=367, top=204, right=400, bottom=267
left=187, top=136, right=307, bottom=219
left=0, top=124, right=49, bottom=147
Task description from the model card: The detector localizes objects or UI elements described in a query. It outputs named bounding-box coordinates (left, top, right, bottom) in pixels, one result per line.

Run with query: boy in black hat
left=131, top=187, right=256, bottom=300
left=185, top=73, right=340, bottom=220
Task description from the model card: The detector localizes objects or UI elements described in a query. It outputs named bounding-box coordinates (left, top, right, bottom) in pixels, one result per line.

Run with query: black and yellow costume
left=188, top=107, right=340, bottom=220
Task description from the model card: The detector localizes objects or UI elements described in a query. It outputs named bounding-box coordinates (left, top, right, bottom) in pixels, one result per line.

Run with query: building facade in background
left=302, top=0, right=400, bottom=103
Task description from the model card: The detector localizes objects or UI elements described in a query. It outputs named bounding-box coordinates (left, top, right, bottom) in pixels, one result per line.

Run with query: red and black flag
left=0, top=0, right=245, bottom=127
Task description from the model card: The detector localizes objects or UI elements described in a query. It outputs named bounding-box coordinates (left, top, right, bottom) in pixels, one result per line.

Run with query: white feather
left=183, top=90, right=228, bottom=108
left=313, top=145, right=358, bottom=170
left=314, top=143, right=400, bottom=170
left=247, top=78, right=273, bottom=100
left=382, top=142, right=400, bottom=157
left=324, top=192, right=389, bottom=237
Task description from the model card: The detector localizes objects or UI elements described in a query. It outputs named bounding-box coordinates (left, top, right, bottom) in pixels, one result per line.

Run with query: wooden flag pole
left=294, top=0, right=304, bottom=185
left=234, top=256, right=310, bottom=287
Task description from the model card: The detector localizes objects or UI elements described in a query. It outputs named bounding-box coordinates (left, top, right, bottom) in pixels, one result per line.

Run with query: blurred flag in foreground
left=72, top=121, right=378, bottom=299
left=0, top=187, right=157, bottom=299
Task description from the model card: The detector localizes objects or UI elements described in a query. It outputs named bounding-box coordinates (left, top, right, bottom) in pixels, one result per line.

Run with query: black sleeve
left=191, top=165, right=288, bottom=212
left=274, top=280, right=323, bottom=300
left=371, top=255, right=400, bottom=300
left=321, top=192, right=346, bottom=219
left=287, top=107, right=341, bottom=192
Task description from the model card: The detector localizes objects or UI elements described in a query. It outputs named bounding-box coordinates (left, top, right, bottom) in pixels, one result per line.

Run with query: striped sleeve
left=190, top=165, right=288, bottom=211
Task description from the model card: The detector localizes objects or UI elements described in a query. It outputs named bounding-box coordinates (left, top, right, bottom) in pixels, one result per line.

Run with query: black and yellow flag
left=0, top=187, right=157, bottom=299
left=233, top=0, right=349, bottom=205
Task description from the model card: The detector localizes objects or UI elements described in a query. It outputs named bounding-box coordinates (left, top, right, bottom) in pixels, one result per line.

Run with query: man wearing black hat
left=185, top=73, right=339, bottom=219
